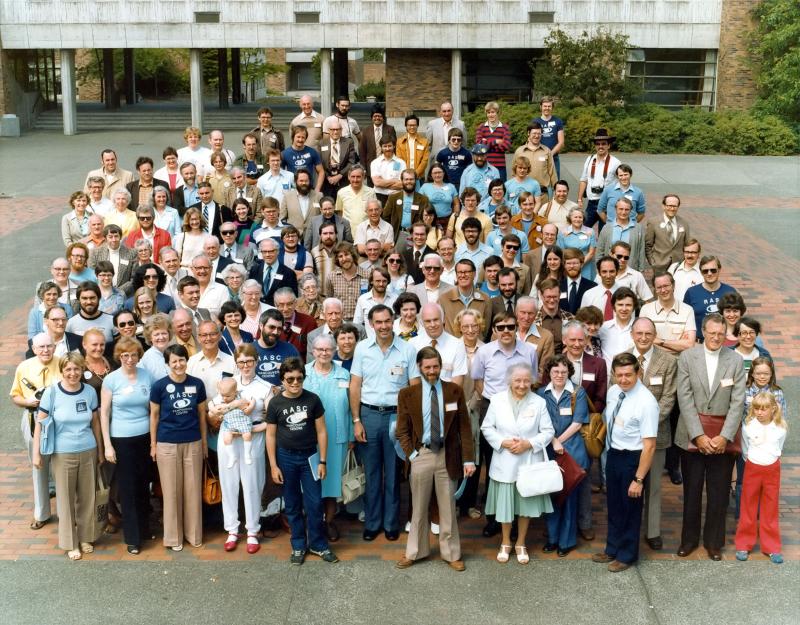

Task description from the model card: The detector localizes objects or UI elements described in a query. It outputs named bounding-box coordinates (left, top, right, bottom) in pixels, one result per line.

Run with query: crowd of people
left=10, top=95, right=788, bottom=570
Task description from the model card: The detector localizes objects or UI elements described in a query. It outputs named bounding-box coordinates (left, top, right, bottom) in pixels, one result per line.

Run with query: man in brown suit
left=395, top=346, right=475, bottom=572
left=626, top=317, right=677, bottom=551
left=645, top=194, right=691, bottom=274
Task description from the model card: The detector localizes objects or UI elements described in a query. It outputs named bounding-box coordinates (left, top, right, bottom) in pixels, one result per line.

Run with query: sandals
left=468, top=507, right=482, bottom=520
left=496, top=544, right=512, bottom=563
left=30, top=518, right=48, bottom=530
left=80, top=542, right=94, bottom=554
left=67, top=549, right=82, bottom=561
left=515, top=545, right=530, bottom=565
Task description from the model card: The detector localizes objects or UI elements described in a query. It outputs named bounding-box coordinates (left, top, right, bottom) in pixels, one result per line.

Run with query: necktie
left=263, top=265, right=272, bottom=293
left=332, top=142, right=339, bottom=165
left=604, top=290, right=613, bottom=321
left=430, top=338, right=438, bottom=350
left=238, top=188, right=244, bottom=199
left=224, top=247, right=232, bottom=258
left=375, top=126, right=381, bottom=147
left=41, top=367, right=48, bottom=388
left=430, top=385, right=441, bottom=452
left=637, top=354, right=646, bottom=381
left=283, top=321, right=291, bottom=336
left=568, top=280, right=578, bottom=312
left=606, top=391, right=626, bottom=449
left=506, top=298, right=514, bottom=315
left=414, top=251, right=421, bottom=266
left=194, top=310, right=202, bottom=326
left=202, top=204, right=210, bottom=231
left=669, top=220, right=677, bottom=243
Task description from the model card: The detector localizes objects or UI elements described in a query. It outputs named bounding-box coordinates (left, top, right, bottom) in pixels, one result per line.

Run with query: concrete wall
left=716, top=0, right=758, bottom=110
left=1, top=0, right=723, bottom=50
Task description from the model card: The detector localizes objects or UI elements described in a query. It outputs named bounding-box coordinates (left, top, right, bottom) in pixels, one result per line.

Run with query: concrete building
left=0, top=0, right=757, bottom=135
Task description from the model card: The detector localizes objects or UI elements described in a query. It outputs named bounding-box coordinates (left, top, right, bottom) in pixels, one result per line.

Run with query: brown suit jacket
left=359, top=124, right=398, bottom=179
left=279, top=189, right=323, bottom=236
left=224, top=183, right=263, bottom=214
left=526, top=326, right=556, bottom=380
left=382, top=191, right=431, bottom=240
left=645, top=214, right=691, bottom=273
left=319, top=136, right=357, bottom=178
left=440, top=288, right=492, bottom=338
left=396, top=381, right=475, bottom=481
left=625, top=346, right=678, bottom=449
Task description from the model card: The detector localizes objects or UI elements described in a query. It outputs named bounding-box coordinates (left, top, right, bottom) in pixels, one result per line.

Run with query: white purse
left=341, top=449, right=366, bottom=505
left=516, top=444, right=563, bottom=498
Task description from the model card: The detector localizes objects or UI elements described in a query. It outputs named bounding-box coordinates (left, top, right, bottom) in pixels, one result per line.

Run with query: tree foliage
left=77, top=49, right=189, bottom=97
left=531, top=29, right=641, bottom=107
left=750, top=0, right=800, bottom=123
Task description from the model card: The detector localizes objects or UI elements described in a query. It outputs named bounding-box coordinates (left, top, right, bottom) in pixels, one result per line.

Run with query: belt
left=251, top=420, right=264, bottom=425
left=361, top=402, right=397, bottom=413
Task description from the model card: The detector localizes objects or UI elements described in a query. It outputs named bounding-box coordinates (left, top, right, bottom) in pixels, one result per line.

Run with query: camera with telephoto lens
left=590, top=185, right=604, bottom=194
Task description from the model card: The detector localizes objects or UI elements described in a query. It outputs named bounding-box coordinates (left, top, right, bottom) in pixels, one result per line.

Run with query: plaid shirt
left=324, top=266, right=370, bottom=320
left=533, top=307, right=575, bottom=352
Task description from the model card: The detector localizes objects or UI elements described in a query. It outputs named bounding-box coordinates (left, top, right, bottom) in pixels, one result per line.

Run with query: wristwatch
left=633, top=476, right=644, bottom=485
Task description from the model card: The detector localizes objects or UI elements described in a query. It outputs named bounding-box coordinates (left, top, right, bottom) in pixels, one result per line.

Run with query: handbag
left=38, top=385, right=57, bottom=456
left=202, top=460, right=222, bottom=505
left=94, top=466, right=111, bottom=540
left=516, top=444, right=563, bottom=498
left=580, top=394, right=607, bottom=460
left=341, top=448, right=366, bottom=505
left=551, top=450, right=587, bottom=508
left=687, top=413, right=741, bottom=454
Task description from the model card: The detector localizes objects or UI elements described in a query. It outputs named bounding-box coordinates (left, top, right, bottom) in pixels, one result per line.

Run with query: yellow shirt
left=104, top=209, right=139, bottom=237
left=335, top=186, right=377, bottom=228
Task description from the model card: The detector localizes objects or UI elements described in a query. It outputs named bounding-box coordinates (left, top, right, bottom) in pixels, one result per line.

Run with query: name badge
left=559, top=407, right=572, bottom=416
left=120, top=259, right=129, bottom=265
left=321, top=146, right=329, bottom=151
left=649, top=376, right=663, bottom=386
left=396, top=199, right=402, bottom=205
left=442, top=363, right=453, bottom=371
left=535, top=225, right=542, bottom=232
left=445, top=402, right=458, bottom=412
left=538, top=156, right=546, bottom=162
left=659, top=222, right=666, bottom=229
left=583, top=372, right=595, bottom=381
left=185, top=386, right=197, bottom=394
left=122, top=386, right=134, bottom=395
left=313, top=203, right=320, bottom=208
left=678, top=227, right=685, bottom=233
left=560, top=292, right=568, bottom=299
left=390, top=365, right=405, bottom=376
left=614, top=415, right=624, bottom=428
left=579, top=234, right=588, bottom=240
left=338, top=381, right=349, bottom=389
left=270, top=137, right=276, bottom=143
left=314, top=123, right=322, bottom=128
left=291, top=325, right=301, bottom=334
left=274, top=273, right=283, bottom=280
left=411, top=204, right=419, bottom=211
left=720, top=378, right=734, bottom=388
left=745, top=396, right=752, bottom=404
left=257, top=164, right=264, bottom=170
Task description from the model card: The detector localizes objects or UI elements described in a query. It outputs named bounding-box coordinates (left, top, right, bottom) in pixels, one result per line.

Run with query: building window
left=627, top=49, right=717, bottom=110
left=295, top=12, right=320, bottom=23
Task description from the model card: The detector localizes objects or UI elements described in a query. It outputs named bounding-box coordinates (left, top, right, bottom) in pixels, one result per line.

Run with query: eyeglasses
left=119, top=353, right=138, bottom=360
left=70, top=254, right=86, bottom=259
left=456, top=270, right=474, bottom=276
left=236, top=358, right=256, bottom=366
left=138, top=216, right=153, bottom=221
left=504, top=245, right=520, bottom=251
left=495, top=324, right=516, bottom=331
left=737, top=330, right=756, bottom=337
left=664, top=204, right=679, bottom=209
left=284, top=375, right=304, bottom=383
left=53, top=267, right=69, bottom=272
left=198, top=332, right=219, bottom=339
left=423, top=266, right=442, bottom=272
left=144, top=274, right=159, bottom=280
left=450, top=138, right=462, bottom=142
left=387, top=258, right=401, bottom=264
left=49, top=317, right=67, bottom=323
left=683, top=249, right=699, bottom=255
left=701, top=268, right=718, bottom=275
left=220, top=230, right=236, bottom=235
left=117, top=320, right=136, bottom=328
left=193, top=266, right=210, bottom=271
left=614, top=254, right=630, bottom=260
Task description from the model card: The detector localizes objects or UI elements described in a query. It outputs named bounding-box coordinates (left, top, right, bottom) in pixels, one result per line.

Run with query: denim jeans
left=359, top=406, right=400, bottom=533
left=277, top=447, right=327, bottom=552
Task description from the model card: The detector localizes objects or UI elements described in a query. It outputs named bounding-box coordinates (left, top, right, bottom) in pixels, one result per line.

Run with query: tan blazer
left=279, top=189, right=323, bottom=236
left=625, top=346, right=678, bottom=449
left=396, top=381, right=475, bottom=480
left=439, top=288, right=492, bottom=338
left=645, top=214, right=691, bottom=273
left=224, top=184, right=263, bottom=215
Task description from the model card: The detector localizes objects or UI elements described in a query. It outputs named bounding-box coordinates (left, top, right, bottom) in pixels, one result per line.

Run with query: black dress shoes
left=707, top=547, right=722, bottom=561
left=669, top=469, right=683, bottom=485
left=542, top=542, right=558, bottom=553
left=362, top=528, right=380, bottom=541
left=557, top=545, right=576, bottom=558
left=384, top=529, right=400, bottom=541
left=482, top=520, right=501, bottom=538
left=676, top=544, right=697, bottom=557
left=646, top=536, right=663, bottom=550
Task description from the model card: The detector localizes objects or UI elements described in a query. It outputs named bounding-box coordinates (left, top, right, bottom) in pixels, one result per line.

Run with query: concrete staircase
left=33, top=101, right=376, bottom=133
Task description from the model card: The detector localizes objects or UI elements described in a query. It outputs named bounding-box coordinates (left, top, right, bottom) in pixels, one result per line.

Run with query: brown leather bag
left=578, top=393, right=607, bottom=459
left=203, top=460, right=222, bottom=505
left=687, top=413, right=742, bottom=454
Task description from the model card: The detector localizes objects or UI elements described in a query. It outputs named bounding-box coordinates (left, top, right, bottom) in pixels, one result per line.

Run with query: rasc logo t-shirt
left=266, top=389, right=324, bottom=451
left=150, top=375, right=207, bottom=443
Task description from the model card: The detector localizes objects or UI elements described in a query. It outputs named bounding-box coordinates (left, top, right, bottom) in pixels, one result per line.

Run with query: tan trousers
left=406, top=447, right=460, bottom=562
left=644, top=448, right=666, bottom=539
left=156, top=440, right=203, bottom=548
left=51, top=449, right=97, bottom=551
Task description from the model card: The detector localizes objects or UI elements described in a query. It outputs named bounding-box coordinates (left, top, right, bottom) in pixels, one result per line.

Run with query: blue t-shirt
left=281, top=147, right=321, bottom=184
left=683, top=282, right=737, bottom=341
left=435, top=147, right=472, bottom=188
left=149, top=374, right=207, bottom=444
left=532, top=116, right=564, bottom=153
left=419, top=182, right=458, bottom=218
left=102, top=367, right=153, bottom=438
left=504, top=177, right=541, bottom=214
left=255, top=340, right=300, bottom=386
left=40, top=382, right=99, bottom=454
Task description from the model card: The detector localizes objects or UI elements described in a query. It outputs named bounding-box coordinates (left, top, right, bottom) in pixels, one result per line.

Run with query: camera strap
left=590, top=156, right=610, bottom=180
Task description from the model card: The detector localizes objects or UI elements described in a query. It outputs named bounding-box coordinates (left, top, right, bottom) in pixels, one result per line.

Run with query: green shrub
left=353, top=79, right=385, bottom=102
left=460, top=101, right=798, bottom=155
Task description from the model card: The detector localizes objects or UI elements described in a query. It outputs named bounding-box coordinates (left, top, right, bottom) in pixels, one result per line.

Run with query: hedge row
left=461, top=103, right=798, bottom=156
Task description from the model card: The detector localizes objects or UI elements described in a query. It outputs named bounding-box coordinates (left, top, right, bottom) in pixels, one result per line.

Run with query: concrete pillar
left=189, top=49, right=203, bottom=131
left=61, top=49, right=77, bottom=135
left=319, top=48, right=332, bottom=116
left=333, top=48, right=349, bottom=98
left=231, top=48, right=242, bottom=104
left=123, top=49, right=135, bottom=105
left=217, top=48, right=229, bottom=109
left=450, top=49, right=462, bottom=116
left=102, top=48, right=118, bottom=109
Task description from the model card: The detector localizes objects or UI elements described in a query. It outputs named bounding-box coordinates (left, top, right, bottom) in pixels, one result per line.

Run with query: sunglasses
left=504, top=245, right=520, bottom=251
left=138, top=216, right=153, bottom=221
left=117, top=320, right=136, bottom=328
left=614, top=254, right=630, bottom=260
left=220, top=230, right=236, bottom=235
left=701, top=268, right=718, bottom=275
left=423, top=266, right=442, bottom=272
left=284, top=375, right=304, bottom=383
left=144, top=274, right=159, bottom=280
left=387, top=258, right=401, bottom=263
left=495, top=324, right=516, bottom=331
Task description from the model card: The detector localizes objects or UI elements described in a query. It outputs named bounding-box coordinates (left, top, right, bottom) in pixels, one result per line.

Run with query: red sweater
left=475, top=122, right=512, bottom=170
